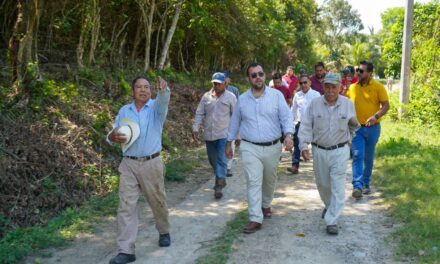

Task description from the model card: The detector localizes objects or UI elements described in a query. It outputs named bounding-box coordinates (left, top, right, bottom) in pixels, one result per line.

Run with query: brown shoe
left=243, top=221, right=262, bottom=234
left=262, top=207, right=272, bottom=219
left=214, top=178, right=226, bottom=199
left=287, top=165, right=299, bottom=174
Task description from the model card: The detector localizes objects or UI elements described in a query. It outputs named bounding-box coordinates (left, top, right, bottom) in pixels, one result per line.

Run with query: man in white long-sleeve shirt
left=288, top=74, right=320, bottom=174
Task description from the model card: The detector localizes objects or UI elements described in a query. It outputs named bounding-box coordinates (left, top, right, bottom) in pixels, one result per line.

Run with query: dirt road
left=27, top=151, right=402, bottom=264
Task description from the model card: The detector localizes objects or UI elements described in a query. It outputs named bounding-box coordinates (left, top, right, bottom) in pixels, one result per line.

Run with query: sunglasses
left=249, top=72, right=265, bottom=79
left=356, top=68, right=365, bottom=74
left=299, top=81, right=308, bottom=85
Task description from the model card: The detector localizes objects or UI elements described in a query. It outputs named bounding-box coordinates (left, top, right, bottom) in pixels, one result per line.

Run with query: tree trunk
left=158, top=0, right=183, bottom=70
left=136, top=0, right=155, bottom=72
left=87, top=0, right=100, bottom=66
left=130, top=21, right=142, bottom=64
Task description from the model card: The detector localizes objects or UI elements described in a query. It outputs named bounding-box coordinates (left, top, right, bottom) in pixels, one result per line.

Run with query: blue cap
left=211, top=72, right=225, bottom=83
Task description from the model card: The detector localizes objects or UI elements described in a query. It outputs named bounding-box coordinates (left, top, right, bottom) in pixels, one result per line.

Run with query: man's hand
left=284, top=136, right=293, bottom=151
left=226, top=141, right=233, bottom=159
left=235, top=139, right=241, bottom=147
left=365, top=115, right=377, bottom=127
left=301, top=149, right=310, bottom=161
left=156, top=76, right=167, bottom=92
left=108, top=128, right=127, bottom=144
left=192, top=131, right=199, bottom=141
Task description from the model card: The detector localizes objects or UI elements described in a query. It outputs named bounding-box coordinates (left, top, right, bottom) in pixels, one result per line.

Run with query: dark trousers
left=292, top=122, right=301, bottom=167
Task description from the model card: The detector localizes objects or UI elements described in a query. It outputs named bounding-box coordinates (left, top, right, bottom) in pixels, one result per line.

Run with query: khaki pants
left=239, top=141, right=281, bottom=223
left=117, top=157, right=170, bottom=254
left=312, top=145, right=350, bottom=225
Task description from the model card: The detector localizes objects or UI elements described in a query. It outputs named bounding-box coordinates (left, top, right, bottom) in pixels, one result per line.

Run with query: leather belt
left=125, top=152, right=160, bottom=161
left=242, top=138, right=280, bottom=146
left=312, top=142, right=348, bottom=150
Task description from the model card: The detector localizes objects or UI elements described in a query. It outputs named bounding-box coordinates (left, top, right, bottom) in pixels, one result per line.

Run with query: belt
left=361, top=123, right=379, bottom=127
left=311, top=142, right=348, bottom=150
left=242, top=138, right=280, bottom=146
left=125, top=152, right=160, bottom=161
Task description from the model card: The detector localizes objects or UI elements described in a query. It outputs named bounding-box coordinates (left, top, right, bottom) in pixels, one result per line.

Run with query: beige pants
left=117, top=157, right=170, bottom=254
left=312, top=145, right=350, bottom=225
left=240, top=141, right=282, bottom=223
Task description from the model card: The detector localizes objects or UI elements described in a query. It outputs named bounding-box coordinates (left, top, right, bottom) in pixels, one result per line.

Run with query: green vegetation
left=196, top=209, right=248, bottom=264
left=375, top=119, right=440, bottom=263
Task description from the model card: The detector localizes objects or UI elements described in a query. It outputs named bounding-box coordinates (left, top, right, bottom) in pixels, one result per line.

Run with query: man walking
left=310, top=62, right=327, bottom=95
left=224, top=71, right=240, bottom=177
left=193, top=72, right=237, bottom=199
left=226, top=63, right=294, bottom=234
left=107, top=76, right=171, bottom=264
left=282, top=66, right=299, bottom=95
left=347, top=61, right=389, bottom=199
left=287, top=74, right=320, bottom=174
left=272, top=72, right=292, bottom=106
left=299, top=73, right=359, bottom=235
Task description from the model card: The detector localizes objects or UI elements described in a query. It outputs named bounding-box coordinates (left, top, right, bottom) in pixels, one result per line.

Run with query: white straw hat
left=118, top=118, right=140, bottom=152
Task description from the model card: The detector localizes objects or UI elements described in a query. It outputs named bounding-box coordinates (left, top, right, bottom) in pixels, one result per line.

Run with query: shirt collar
left=322, top=95, right=341, bottom=106
left=129, top=99, right=153, bottom=111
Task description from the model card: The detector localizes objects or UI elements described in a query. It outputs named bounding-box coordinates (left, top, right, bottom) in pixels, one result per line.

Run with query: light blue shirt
left=110, top=88, right=170, bottom=156
left=226, top=85, right=240, bottom=99
left=227, top=86, right=294, bottom=142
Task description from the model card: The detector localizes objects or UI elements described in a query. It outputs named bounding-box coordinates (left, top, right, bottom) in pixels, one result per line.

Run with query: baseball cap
left=211, top=72, right=225, bottom=83
left=323, top=73, right=341, bottom=85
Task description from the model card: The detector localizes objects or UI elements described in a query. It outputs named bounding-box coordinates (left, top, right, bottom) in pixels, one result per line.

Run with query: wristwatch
left=374, top=113, right=380, bottom=119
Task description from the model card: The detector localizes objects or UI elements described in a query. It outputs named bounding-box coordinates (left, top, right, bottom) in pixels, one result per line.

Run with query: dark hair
left=343, top=65, right=355, bottom=74
left=131, top=76, right=150, bottom=90
left=359, top=61, right=374, bottom=72
left=246, top=62, right=263, bottom=76
left=299, top=74, right=310, bottom=80
left=272, top=71, right=282, bottom=80
left=314, top=62, right=325, bottom=70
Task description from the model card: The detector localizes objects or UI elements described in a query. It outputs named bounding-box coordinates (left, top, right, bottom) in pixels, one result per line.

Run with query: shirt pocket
left=338, top=115, right=348, bottom=131
left=313, top=114, right=326, bottom=131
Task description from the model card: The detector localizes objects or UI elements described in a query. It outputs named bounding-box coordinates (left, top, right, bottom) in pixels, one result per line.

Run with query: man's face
left=213, top=82, right=226, bottom=94
left=299, top=77, right=310, bottom=92
left=273, top=79, right=282, bottom=88
left=345, top=73, right=353, bottom=82
left=132, top=78, right=152, bottom=104
left=315, top=66, right=326, bottom=79
left=357, top=64, right=370, bottom=81
left=247, top=66, right=265, bottom=90
left=323, top=83, right=339, bottom=103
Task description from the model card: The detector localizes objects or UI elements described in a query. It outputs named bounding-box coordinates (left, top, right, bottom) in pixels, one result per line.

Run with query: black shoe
left=159, top=233, right=171, bottom=247
left=352, top=188, right=363, bottom=200
left=227, top=169, right=233, bottom=177
left=362, top=185, right=371, bottom=195
left=326, top=224, right=339, bottom=235
left=109, top=253, right=136, bottom=264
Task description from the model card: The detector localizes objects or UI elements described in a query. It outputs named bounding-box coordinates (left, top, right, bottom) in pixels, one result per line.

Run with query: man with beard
left=193, top=72, right=237, bottom=199
left=309, top=61, right=327, bottom=95
left=287, top=74, right=320, bottom=174
left=226, top=63, right=294, bottom=234
left=347, top=61, right=389, bottom=199
left=299, top=73, right=359, bottom=235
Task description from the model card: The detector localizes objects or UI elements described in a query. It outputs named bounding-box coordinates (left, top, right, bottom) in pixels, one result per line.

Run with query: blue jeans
left=292, top=122, right=301, bottom=167
left=351, top=124, right=381, bottom=190
left=206, top=138, right=228, bottom=179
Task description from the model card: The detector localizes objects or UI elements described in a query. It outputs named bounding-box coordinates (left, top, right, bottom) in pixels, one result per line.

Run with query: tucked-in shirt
left=227, top=86, right=294, bottom=142
left=309, top=75, right=325, bottom=95
left=192, top=89, right=236, bottom=141
left=298, top=95, right=360, bottom=151
left=226, top=85, right=240, bottom=99
left=347, top=79, right=389, bottom=125
left=291, top=88, right=321, bottom=124
left=283, top=74, right=299, bottom=94
left=109, top=88, right=171, bottom=156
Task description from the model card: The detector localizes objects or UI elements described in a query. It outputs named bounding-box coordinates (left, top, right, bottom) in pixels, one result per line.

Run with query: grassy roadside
left=375, top=120, right=440, bottom=263
left=196, top=208, right=249, bottom=264
left=0, top=149, right=206, bottom=264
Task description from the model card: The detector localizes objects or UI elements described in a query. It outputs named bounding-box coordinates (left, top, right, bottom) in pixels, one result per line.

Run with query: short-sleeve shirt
left=347, top=79, right=389, bottom=125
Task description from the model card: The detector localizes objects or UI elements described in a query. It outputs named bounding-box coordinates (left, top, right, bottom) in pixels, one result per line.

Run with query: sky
left=315, top=0, right=433, bottom=34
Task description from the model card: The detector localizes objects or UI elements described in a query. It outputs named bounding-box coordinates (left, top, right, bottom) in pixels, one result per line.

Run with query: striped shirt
left=227, top=86, right=294, bottom=142
left=291, top=89, right=321, bottom=124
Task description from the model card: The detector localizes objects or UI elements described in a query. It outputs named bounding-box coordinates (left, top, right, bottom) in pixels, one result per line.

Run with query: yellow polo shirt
left=347, top=79, right=389, bottom=125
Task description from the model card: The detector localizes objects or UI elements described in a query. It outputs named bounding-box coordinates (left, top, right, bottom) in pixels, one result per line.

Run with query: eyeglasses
left=356, top=68, right=365, bottom=74
left=249, top=72, right=265, bottom=79
left=299, top=81, right=308, bottom=85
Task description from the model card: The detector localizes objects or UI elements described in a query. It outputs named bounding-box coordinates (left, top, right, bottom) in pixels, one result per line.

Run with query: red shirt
left=309, top=75, right=324, bottom=95
left=272, top=85, right=292, bottom=103
left=282, top=74, right=299, bottom=94
left=341, top=76, right=358, bottom=87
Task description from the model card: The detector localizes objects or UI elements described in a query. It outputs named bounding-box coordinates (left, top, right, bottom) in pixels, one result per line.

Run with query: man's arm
left=154, top=77, right=171, bottom=124
left=192, top=96, right=206, bottom=140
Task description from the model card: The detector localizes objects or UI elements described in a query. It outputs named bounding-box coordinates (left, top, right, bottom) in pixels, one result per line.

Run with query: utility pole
left=399, top=0, right=414, bottom=119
